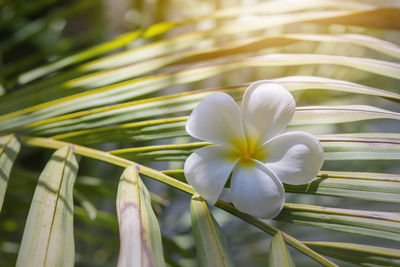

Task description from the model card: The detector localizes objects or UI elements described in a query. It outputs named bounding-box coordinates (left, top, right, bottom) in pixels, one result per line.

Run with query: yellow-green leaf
left=16, top=146, right=78, bottom=267
left=18, top=136, right=336, bottom=267
left=11, top=1, right=380, bottom=87
left=276, top=203, right=400, bottom=242
left=108, top=135, right=400, bottom=162
left=16, top=22, right=177, bottom=85
left=19, top=103, right=400, bottom=137
left=2, top=51, right=399, bottom=125
left=0, top=134, right=21, bottom=211
left=304, top=242, right=400, bottom=266
left=293, top=105, right=400, bottom=126
left=287, top=170, right=400, bottom=203
left=307, top=7, right=400, bottom=30
left=269, top=232, right=296, bottom=267
left=116, top=165, right=166, bottom=267
left=190, top=195, right=234, bottom=267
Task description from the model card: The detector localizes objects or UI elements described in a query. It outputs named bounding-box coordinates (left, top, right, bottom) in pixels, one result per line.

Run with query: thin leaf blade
left=0, top=134, right=21, bottom=212
left=304, top=242, right=400, bottom=266
left=286, top=171, right=400, bottom=203
left=276, top=203, right=400, bottom=242
left=16, top=146, right=78, bottom=267
left=22, top=104, right=400, bottom=137
left=108, top=135, right=400, bottom=162
left=269, top=232, right=296, bottom=267
left=116, top=165, right=166, bottom=267
left=190, top=195, right=234, bottom=267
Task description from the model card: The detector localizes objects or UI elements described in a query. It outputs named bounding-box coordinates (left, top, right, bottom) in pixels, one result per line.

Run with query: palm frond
left=1, top=1, right=399, bottom=266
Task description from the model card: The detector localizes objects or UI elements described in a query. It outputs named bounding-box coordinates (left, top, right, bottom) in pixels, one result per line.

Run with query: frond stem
left=20, top=135, right=338, bottom=267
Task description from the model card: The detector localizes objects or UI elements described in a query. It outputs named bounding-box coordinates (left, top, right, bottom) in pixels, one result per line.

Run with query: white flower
left=184, top=81, right=324, bottom=219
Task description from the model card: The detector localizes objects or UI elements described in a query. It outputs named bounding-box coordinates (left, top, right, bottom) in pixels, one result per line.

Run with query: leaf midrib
left=43, top=145, right=70, bottom=266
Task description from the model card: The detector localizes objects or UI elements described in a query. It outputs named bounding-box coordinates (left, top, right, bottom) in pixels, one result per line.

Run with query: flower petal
left=241, top=81, right=295, bottom=145
left=230, top=161, right=285, bottom=219
left=186, top=92, right=245, bottom=145
left=184, top=144, right=238, bottom=205
left=263, top=131, right=324, bottom=185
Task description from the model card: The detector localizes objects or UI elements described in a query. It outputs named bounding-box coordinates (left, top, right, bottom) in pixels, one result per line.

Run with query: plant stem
left=20, top=135, right=338, bottom=267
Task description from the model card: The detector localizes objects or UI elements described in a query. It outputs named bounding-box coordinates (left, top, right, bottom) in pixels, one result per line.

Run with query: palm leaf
left=116, top=166, right=165, bottom=267
left=16, top=146, right=77, bottom=267
left=190, top=195, right=234, bottom=267
left=1, top=1, right=400, bottom=266
left=269, top=232, right=296, bottom=267
left=305, top=242, right=400, bottom=266
left=276, top=203, right=400, bottom=241
left=106, top=136, right=400, bottom=162
left=0, top=134, right=20, bottom=211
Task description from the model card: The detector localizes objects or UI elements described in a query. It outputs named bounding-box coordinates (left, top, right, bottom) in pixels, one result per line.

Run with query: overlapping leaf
left=287, top=170, right=400, bottom=203
left=116, top=165, right=165, bottom=267
left=9, top=0, right=386, bottom=87
left=2, top=2, right=400, bottom=267
left=16, top=146, right=78, bottom=267
left=276, top=203, right=400, bottom=241
left=269, top=232, right=295, bottom=267
left=0, top=134, right=21, bottom=211
left=190, top=195, right=234, bottom=267
left=1, top=53, right=399, bottom=128
left=108, top=135, right=400, bottom=162
left=304, top=242, right=400, bottom=266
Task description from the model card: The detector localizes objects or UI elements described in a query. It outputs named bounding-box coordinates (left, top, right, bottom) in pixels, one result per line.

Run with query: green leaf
left=306, top=7, right=400, bottom=30
left=214, top=200, right=338, bottom=267
left=16, top=0, right=328, bottom=85
left=286, top=170, right=400, bottom=203
left=23, top=32, right=400, bottom=93
left=269, top=232, right=296, bottom=267
left=110, top=142, right=208, bottom=162
left=320, top=133, right=400, bottom=162
left=2, top=90, right=215, bottom=133
left=190, top=195, right=234, bottom=267
left=16, top=146, right=78, bottom=267
left=5, top=2, right=400, bottom=266
left=19, top=136, right=336, bottom=267
left=318, top=132, right=400, bottom=141
left=277, top=76, right=400, bottom=102
left=9, top=1, right=384, bottom=87
left=5, top=51, right=400, bottom=121
left=164, top=169, right=400, bottom=203
left=5, top=2, right=357, bottom=108
left=2, top=49, right=399, bottom=122
left=276, top=203, right=400, bottom=242
left=2, top=5, right=399, bottom=114
left=293, top=105, right=400, bottom=126
left=18, top=103, right=400, bottom=137
left=49, top=110, right=400, bottom=146
left=318, top=170, right=400, bottom=181
left=322, top=140, right=400, bottom=161
left=16, top=21, right=177, bottom=85
left=108, top=135, right=400, bottom=162
left=53, top=117, right=188, bottom=145
left=304, top=242, right=400, bottom=266
left=20, top=136, right=196, bottom=195
left=0, top=134, right=21, bottom=211
left=116, top=165, right=166, bottom=267
left=3, top=73, right=399, bottom=133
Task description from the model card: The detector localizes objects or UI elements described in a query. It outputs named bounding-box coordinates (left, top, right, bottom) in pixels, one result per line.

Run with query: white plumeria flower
left=184, top=81, right=324, bottom=219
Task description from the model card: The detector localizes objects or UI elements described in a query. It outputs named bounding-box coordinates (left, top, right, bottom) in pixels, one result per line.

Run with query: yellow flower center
left=230, top=137, right=265, bottom=166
